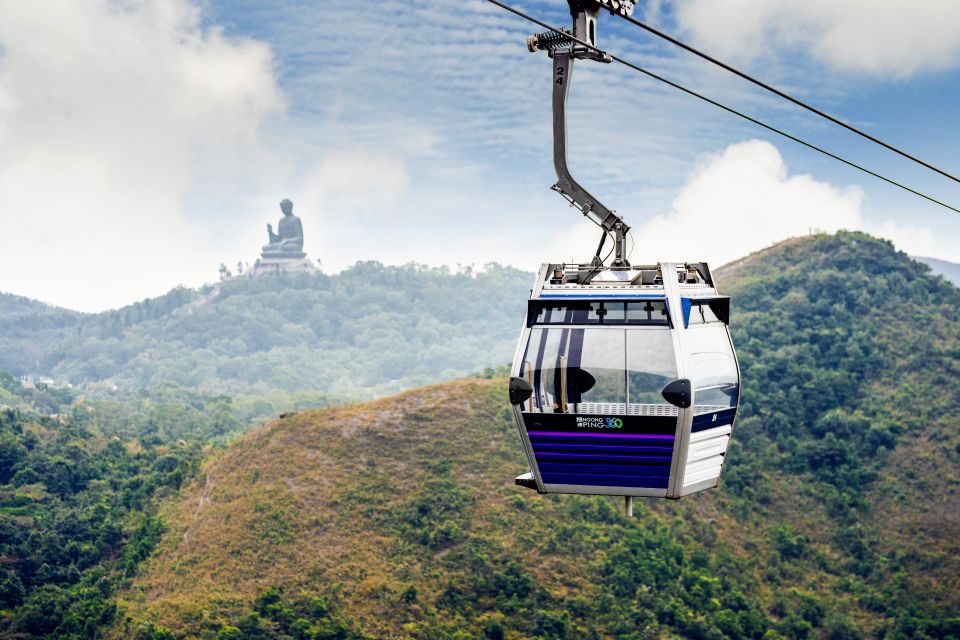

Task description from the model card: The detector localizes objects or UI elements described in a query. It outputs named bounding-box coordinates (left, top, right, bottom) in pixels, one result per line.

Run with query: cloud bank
left=671, top=0, right=960, bottom=78
left=0, top=0, right=282, bottom=311
left=551, top=140, right=957, bottom=268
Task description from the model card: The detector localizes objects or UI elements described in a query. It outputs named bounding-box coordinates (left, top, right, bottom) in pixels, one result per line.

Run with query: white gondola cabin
left=509, top=262, right=740, bottom=500
left=505, top=1, right=740, bottom=503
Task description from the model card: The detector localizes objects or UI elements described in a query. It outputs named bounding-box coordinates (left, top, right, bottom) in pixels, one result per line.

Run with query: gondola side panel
left=522, top=411, right=677, bottom=493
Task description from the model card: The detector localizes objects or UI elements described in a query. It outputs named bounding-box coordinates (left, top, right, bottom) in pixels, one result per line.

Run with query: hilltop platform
left=251, top=256, right=317, bottom=275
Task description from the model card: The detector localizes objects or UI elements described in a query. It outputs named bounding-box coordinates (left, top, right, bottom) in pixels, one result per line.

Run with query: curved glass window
left=519, top=327, right=677, bottom=415
left=627, top=330, right=678, bottom=404
left=577, top=330, right=625, bottom=405
left=686, top=325, right=739, bottom=410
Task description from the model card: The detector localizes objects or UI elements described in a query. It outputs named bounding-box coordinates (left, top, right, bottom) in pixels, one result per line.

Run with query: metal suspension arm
left=530, top=0, right=635, bottom=267
left=551, top=51, right=630, bottom=266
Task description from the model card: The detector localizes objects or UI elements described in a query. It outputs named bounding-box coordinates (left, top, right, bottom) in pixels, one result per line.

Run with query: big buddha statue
left=262, top=199, right=305, bottom=259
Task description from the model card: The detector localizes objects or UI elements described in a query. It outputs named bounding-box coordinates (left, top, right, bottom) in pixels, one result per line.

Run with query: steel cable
left=612, top=11, right=960, bottom=185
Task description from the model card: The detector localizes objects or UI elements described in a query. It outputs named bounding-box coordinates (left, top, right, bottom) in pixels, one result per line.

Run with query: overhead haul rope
left=484, top=0, right=960, bottom=215
left=613, top=12, right=960, bottom=186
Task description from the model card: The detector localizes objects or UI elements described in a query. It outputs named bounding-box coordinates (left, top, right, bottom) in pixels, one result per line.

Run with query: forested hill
left=108, top=232, right=960, bottom=639
left=2, top=242, right=955, bottom=407
left=0, top=293, right=77, bottom=321
left=0, top=263, right=532, bottom=398
left=0, top=294, right=80, bottom=378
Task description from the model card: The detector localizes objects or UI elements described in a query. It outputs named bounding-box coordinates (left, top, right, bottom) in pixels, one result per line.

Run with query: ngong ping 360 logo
left=575, top=416, right=624, bottom=429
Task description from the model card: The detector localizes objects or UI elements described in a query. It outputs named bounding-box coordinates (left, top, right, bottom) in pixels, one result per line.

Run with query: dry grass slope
left=113, top=378, right=959, bottom=638
left=113, top=380, right=533, bottom=637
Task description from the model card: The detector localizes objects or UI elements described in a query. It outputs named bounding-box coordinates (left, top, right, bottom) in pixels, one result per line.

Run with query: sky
left=1, top=0, right=959, bottom=312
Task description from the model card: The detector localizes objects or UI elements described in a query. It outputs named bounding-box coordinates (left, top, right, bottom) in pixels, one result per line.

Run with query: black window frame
left=527, top=298, right=672, bottom=328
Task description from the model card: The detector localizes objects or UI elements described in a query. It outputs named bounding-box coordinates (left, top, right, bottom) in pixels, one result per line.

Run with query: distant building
left=19, top=374, right=64, bottom=389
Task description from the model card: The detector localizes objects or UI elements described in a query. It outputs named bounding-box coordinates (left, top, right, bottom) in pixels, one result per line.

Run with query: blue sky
left=1, top=0, right=959, bottom=310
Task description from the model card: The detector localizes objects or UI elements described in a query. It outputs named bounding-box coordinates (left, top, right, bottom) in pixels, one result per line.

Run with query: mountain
left=108, top=232, right=960, bottom=639
left=0, top=293, right=78, bottom=321
left=0, top=263, right=531, bottom=399
left=0, top=294, right=82, bottom=382
left=913, top=256, right=960, bottom=287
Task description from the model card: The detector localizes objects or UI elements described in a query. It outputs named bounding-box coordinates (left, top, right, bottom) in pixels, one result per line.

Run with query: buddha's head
left=280, top=199, right=293, bottom=216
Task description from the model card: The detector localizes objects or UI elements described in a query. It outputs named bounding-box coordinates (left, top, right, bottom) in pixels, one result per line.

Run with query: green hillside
left=107, top=232, right=960, bottom=640
left=0, top=294, right=78, bottom=322
left=0, top=294, right=81, bottom=383
left=0, top=263, right=531, bottom=399
left=0, top=405, right=205, bottom=639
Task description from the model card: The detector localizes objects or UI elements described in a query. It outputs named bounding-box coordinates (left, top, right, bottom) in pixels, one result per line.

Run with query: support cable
left=612, top=12, right=960, bottom=185
left=483, top=0, right=960, bottom=215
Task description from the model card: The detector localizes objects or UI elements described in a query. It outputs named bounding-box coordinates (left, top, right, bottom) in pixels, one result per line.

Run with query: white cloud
left=552, top=140, right=864, bottom=266
left=299, top=150, right=410, bottom=218
left=0, top=0, right=282, bottom=311
left=671, top=0, right=960, bottom=78
left=870, top=220, right=956, bottom=261
left=549, top=139, right=960, bottom=270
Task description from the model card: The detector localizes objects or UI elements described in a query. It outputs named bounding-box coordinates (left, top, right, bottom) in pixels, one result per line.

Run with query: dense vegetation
left=110, top=233, right=960, bottom=640
left=0, top=381, right=204, bottom=638
left=0, top=371, right=269, bottom=445
left=718, top=233, right=960, bottom=637
left=0, top=264, right=531, bottom=401
left=723, top=234, right=960, bottom=517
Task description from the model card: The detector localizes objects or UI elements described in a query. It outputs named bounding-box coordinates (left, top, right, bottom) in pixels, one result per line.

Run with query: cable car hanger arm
left=528, top=0, right=635, bottom=267
left=551, top=51, right=632, bottom=267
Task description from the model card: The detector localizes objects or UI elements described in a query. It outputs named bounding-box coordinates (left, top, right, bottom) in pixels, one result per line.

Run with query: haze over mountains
left=914, top=256, right=960, bottom=287
left=0, top=263, right=530, bottom=407
left=1, top=245, right=956, bottom=396
left=1, top=242, right=956, bottom=442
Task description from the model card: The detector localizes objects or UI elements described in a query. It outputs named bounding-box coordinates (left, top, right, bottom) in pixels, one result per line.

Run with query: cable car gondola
left=507, top=0, right=740, bottom=508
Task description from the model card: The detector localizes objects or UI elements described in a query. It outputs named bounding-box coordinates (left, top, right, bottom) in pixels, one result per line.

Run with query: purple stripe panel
left=540, top=463, right=670, bottom=478
left=528, top=431, right=675, bottom=440
left=532, top=443, right=674, bottom=453
left=536, top=452, right=673, bottom=462
left=542, top=473, right=670, bottom=489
